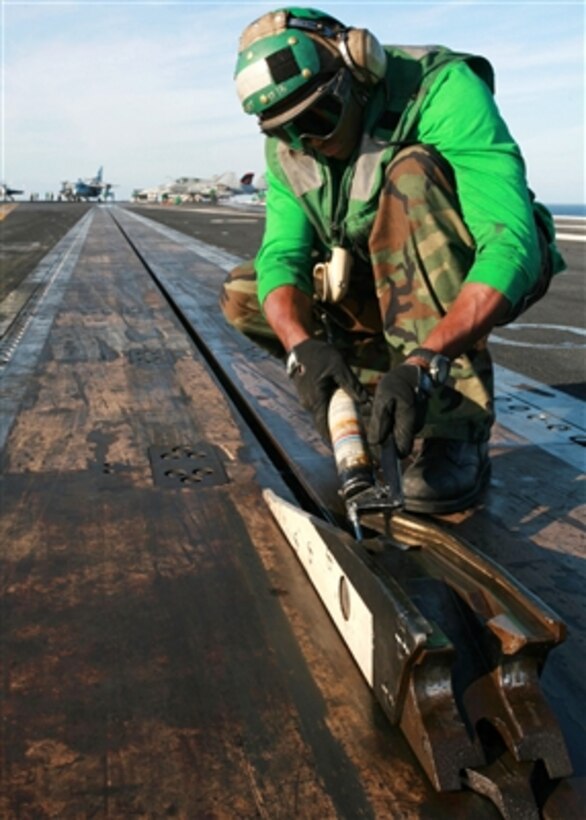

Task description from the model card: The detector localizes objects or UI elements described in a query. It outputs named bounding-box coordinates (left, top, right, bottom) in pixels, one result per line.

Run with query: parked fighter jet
left=225, top=172, right=267, bottom=206
left=60, top=167, right=115, bottom=201
left=133, top=172, right=263, bottom=204
left=1, top=182, right=24, bottom=201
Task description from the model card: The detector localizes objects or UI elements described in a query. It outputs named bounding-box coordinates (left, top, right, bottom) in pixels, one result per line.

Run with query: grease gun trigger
left=328, top=388, right=404, bottom=541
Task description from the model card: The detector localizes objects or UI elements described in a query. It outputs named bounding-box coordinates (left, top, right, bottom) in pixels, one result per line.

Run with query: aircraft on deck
left=132, top=171, right=266, bottom=204
left=1, top=182, right=24, bottom=201
left=225, top=172, right=267, bottom=206
left=60, top=167, right=115, bottom=202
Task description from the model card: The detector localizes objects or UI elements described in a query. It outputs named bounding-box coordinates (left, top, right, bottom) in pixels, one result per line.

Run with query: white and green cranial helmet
left=234, top=7, right=386, bottom=122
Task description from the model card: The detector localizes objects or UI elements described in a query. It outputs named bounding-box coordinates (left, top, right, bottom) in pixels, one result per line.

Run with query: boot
left=402, top=438, right=490, bottom=514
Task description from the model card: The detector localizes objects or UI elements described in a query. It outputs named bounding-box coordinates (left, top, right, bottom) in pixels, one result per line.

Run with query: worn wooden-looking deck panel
left=0, top=209, right=502, bottom=817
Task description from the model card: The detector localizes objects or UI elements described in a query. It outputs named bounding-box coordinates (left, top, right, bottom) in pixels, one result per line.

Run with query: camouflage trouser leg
left=219, top=259, right=274, bottom=339
left=218, top=259, right=287, bottom=359
left=369, top=145, right=494, bottom=442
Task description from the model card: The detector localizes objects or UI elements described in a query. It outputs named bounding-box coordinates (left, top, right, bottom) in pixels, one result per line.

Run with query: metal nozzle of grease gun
left=328, top=388, right=404, bottom=541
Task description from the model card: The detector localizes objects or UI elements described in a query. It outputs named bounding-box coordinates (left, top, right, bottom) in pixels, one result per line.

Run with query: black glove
left=367, top=364, right=429, bottom=458
left=287, top=338, right=369, bottom=440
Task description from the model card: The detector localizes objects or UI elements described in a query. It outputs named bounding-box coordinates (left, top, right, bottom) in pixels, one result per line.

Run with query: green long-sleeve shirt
left=255, top=58, right=563, bottom=308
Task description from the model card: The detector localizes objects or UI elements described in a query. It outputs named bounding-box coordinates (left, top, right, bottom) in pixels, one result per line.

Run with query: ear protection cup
left=339, top=28, right=387, bottom=85
left=285, top=11, right=387, bottom=86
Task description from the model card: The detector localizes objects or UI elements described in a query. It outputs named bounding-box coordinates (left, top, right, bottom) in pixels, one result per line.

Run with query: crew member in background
left=220, top=7, right=565, bottom=514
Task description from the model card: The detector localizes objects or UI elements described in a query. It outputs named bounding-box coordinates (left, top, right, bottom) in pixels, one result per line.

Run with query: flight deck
left=0, top=202, right=584, bottom=817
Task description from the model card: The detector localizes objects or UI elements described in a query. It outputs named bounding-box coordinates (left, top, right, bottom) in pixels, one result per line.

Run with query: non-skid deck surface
left=0, top=208, right=503, bottom=817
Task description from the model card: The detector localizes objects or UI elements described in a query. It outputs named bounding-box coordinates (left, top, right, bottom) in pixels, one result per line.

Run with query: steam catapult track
left=0, top=205, right=584, bottom=817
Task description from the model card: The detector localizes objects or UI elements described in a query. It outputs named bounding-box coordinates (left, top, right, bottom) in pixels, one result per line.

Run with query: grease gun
left=328, top=388, right=404, bottom=541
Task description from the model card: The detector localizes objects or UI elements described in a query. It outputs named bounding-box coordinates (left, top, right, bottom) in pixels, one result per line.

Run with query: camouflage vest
left=265, top=46, right=494, bottom=254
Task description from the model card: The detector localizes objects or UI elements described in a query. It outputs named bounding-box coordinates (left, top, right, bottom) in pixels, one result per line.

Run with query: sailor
left=220, top=7, right=565, bottom=514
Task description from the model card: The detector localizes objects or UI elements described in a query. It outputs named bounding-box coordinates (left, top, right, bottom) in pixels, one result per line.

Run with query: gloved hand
left=287, top=338, right=369, bottom=440
left=367, top=364, right=429, bottom=458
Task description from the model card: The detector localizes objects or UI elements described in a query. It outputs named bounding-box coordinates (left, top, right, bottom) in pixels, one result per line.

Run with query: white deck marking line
left=0, top=210, right=94, bottom=452
left=491, top=323, right=586, bottom=350
left=554, top=233, right=586, bottom=242
left=118, top=206, right=242, bottom=271
left=209, top=218, right=260, bottom=224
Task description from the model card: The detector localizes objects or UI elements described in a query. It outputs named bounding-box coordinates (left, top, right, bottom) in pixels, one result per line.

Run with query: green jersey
left=255, top=51, right=564, bottom=309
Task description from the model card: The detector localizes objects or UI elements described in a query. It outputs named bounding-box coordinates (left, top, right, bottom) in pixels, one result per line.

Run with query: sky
left=1, top=0, right=584, bottom=203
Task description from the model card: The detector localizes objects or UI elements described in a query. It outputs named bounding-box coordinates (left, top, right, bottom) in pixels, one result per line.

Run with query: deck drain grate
left=148, top=443, right=228, bottom=488
left=127, top=348, right=176, bottom=366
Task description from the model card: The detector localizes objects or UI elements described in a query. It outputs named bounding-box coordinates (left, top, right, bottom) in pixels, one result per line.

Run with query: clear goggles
left=259, top=69, right=352, bottom=150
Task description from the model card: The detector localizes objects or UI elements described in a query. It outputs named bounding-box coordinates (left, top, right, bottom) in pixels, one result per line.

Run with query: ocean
left=547, top=204, right=586, bottom=217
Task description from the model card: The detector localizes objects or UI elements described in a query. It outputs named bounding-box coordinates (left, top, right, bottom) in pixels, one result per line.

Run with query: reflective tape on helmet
left=236, top=59, right=274, bottom=109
